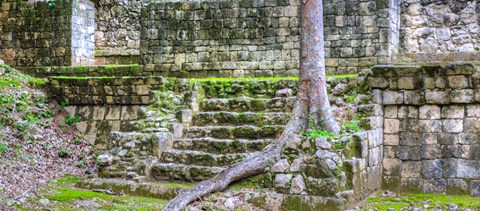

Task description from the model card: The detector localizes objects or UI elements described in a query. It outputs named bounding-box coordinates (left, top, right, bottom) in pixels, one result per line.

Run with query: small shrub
left=0, top=143, right=8, bottom=153
left=58, top=147, right=70, bottom=158
left=65, top=114, right=80, bottom=126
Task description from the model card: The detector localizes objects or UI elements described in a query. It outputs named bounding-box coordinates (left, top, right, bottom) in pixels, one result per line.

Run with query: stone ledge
left=76, top=178, right=193, bottom=200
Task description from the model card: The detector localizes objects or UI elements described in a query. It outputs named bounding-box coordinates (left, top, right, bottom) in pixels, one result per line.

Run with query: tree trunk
left=163, top=0, right=338, bottom=209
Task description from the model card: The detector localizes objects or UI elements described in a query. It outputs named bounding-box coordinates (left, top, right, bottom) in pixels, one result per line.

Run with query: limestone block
left=419, top=105, right=441, bottom=119
left=397, top=77, right=416, bottom=90
left=464, top=118, right=480, bottom=133
left=459, top=133, right=478, bottom=145
left=105, top=106, right=121, bottom=120
left=271, top=159, right=290, bottom=173
left=396, top=146, right=421, bottom=161
left=466, top=105, right=480, bottom=117
left=275, top=174, right=292, bottom=189
left=401, top=161, right=422, bottom=178
left=451, top=89, right=474, bottom=103
left=383, top=145, right=396, bottom=159
left=384, top=105, right=397, bottom=118
left=403, top=91, right=425, bottom=105
left=423, top=160, right=442, bottom=178
left=384, top=119, right=400, bottom=134
left=423, top=179, right=446, bottom=194
left=471, top=181, right=480, bottom=196
left=447, top=75, right=470, bottom=88
left=447, top=179, right=469, bottom=195
left=93, top=106, right=106, bottom=120
left=397, top=106, right=418, bottom=118
left=383, top=91, right=403, bottom=105
left=425, top=90, right=450, bottom=104
left=422, top=133, right=437, bottom=145
left=400, top=178, right=423, bottom=193
left=442, top=119, right=463, bottom=133
left=418, top=120, right=442, bottom=133
left=442, top=105, right=464, bottom=119
left=383, top=158, right=400, bottom=176
left=289, top=174, right=306, bottom=194
left=437, top=133, right=459, bottom=145
left=399, top=132, right=421, bottom=146
left=384, top=134, right=399, bottom=146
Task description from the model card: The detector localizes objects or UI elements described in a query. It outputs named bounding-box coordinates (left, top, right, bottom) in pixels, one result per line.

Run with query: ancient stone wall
left=322, top=0, right=395, bottom=74
left=49, top=76, right=163, bottom=105
left=94, top=0, right=142, bottom=65
left=72, top=0, right=96, bottom=66
left=0, top=0, right=95, bottom=67
left=370, top=63, right=480, bottom=196
left=395, top=0, right=480, bottom=63
left=140, top=0, right=301, bottom=77
left=50, top=76, right=164, bottom=147
left=139, top=0, right=399, bottom=77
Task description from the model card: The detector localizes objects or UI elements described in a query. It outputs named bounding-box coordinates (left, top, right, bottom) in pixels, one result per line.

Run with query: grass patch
left=365, top=192, right=480, bottom=210
left=48, top=174, right=82, bottom=185
left=189, top=74, right=357, bottom=82
left=42, top=187, right=166, bottom=210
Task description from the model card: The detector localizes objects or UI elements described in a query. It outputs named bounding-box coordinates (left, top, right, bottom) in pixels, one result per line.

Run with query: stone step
left=173, top=137, right=273, bottom=154
left=124, top=120, right=171, bottom=131
left=201, top=97, right=296, bottom=112
left=76, top=178, right=193, bottom=200
left=161, top=149, right=252, bottom=167
left=184, top=125, right=284, bottom=139
left=192, top=111, right=290, bottom=126
left=199, top=80, right=298, bottom=99
left=151, top=163, right=224, bottom=182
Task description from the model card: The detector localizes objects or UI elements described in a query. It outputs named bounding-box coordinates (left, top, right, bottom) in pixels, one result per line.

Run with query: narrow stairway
left=151, top=80, right=298, bottom=182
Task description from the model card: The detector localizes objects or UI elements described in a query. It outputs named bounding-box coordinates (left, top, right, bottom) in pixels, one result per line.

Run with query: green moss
left=0, top=78, right=21, bottom=90
left=365, top=193, right=480, bottom=210
left=43, top=187, right=167, bottom=210
left=50, top=76, right=118, bottom=80
left=48, top=174, right=82, bottom=185
left=189, top=77, right=299, bottom=82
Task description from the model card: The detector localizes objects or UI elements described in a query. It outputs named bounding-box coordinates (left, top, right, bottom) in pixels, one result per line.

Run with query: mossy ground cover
left=364, top=192, right=480, bottom=210
left=188, top=74, right=357, bottom=82
left=18, top=175, right=168, bottom=210
left=0, top=64, right=96, bottom=210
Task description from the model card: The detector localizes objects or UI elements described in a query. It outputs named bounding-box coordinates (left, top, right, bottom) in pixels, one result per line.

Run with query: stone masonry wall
left=369, top=63, right=480, bottom=196
left=50, top=76, right=164, bottom=148
left=72, top=0, right=95, bottom=66
left=94, top=0, right=142, bottom=65
left=139, top=0, right=398, bottom=77
left=395, top=0, right=480, bottom=63
left=0, top=0, right=95, bottom=67
left=49, top=76, right=163, bottom=105
left=322, top=0, right=395, bottom=74
left=140, top=0, right=301, bottom=78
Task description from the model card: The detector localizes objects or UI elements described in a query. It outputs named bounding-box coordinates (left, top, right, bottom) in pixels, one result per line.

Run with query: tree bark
left=163, top=0, right=338, bottom=209
left=300, top=0, right=340, bottom=134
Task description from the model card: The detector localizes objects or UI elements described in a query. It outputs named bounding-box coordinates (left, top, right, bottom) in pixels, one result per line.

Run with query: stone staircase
left=150, top=80, right=298, bottom=182
left=97, top=79, right=299, bottom=182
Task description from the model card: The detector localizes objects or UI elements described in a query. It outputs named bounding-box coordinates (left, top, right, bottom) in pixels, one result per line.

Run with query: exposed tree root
left=163, top=0, right=338, bottom=209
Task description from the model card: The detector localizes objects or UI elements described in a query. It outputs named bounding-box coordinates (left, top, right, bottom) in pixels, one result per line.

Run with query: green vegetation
left=365, top=192, right=480, bottom=210
left=0, top=64, right=45, bottom=91
left=40, top=188, right=167, bottom=210
left=189, top=74, right=356, bottom=82
left=48, top=174, right=83, bottom=185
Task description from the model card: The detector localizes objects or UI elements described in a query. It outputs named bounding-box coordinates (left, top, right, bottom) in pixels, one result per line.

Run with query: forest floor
left=12, top=174, right=480, bottom=210
left=0, top=64, right=97, bottom=210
